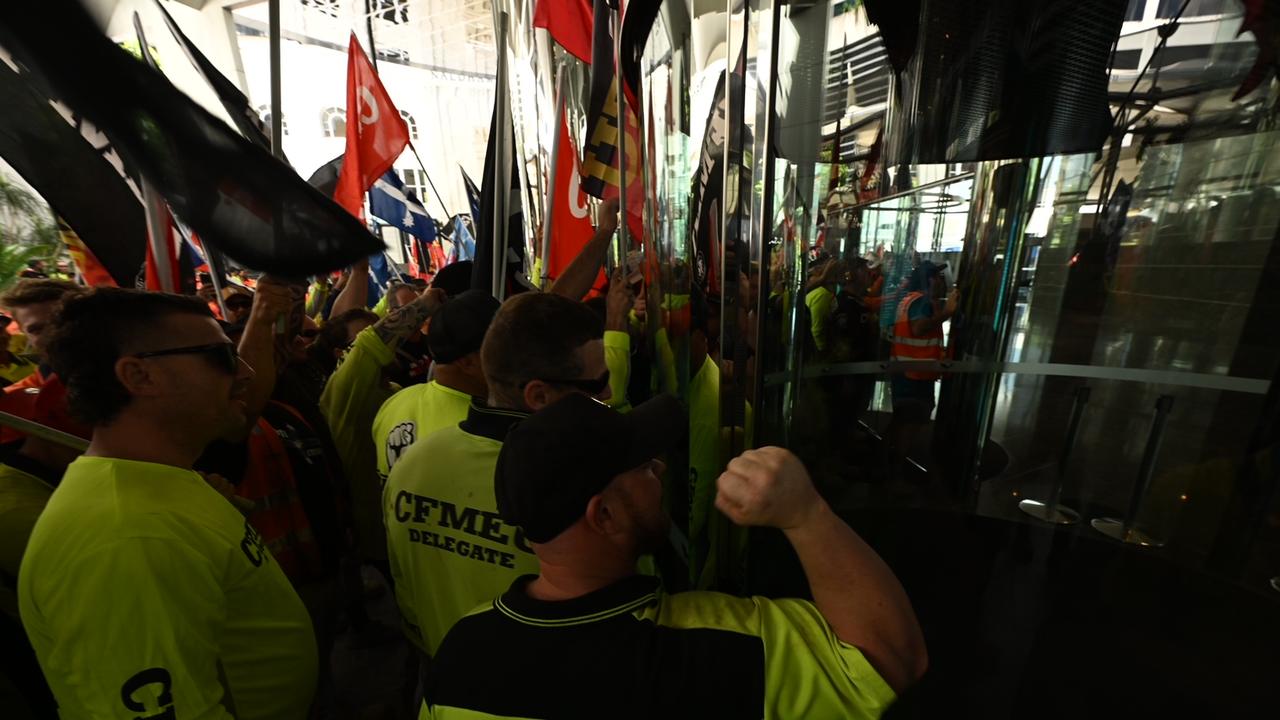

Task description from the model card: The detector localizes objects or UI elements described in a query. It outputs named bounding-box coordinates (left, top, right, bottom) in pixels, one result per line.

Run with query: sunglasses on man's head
left=132, top=342, right=241, bottom=375
left=524, top=370, right=611, bottom=396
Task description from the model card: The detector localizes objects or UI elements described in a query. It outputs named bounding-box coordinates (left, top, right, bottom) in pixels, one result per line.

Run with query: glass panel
left=753, top=2, right=1280, bottom=595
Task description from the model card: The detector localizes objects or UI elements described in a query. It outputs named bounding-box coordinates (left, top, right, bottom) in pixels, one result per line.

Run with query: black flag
left=150, top=0, right=273, bottom=150
left=470, top=102, right=525, bottom=297
left=0, top=0, right=380, bottom=277
left=580, top=0, right=619, bottom=199
left=0, top=51, right=144, bottom=286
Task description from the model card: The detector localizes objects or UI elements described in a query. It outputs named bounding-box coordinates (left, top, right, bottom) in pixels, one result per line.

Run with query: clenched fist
left=714, top=447, right=825, bottom=530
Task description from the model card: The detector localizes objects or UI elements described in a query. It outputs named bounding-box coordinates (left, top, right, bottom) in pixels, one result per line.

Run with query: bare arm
left=715, top=447, right=928, bottom=693
left=548, top=198, right=619, bottom=301
left=330, top=258, right=371, bottom=317
left=233, top=278, right=296, bottom=435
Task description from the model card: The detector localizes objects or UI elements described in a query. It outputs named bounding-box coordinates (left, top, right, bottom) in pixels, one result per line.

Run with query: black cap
left=495, top=393, right=684, bottom=544
left=427, top=289, right=500, bottom=364
left=431, top=260, right=474, bottom=297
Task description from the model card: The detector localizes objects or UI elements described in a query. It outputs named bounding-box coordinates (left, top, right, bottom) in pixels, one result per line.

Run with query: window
left=1125, top=0, right=1146, bottom=22
left=300, top=0, right=340, bottom=19
left=400, top=110, right=419, bottom=141
left=377, top=46, right=411, bottom=63
left=466, top=22, right=494, bottom=47
left=401, top=168, right=427, bottom=201
left=372, top=0, right=410, bottom=25
left=1157, top=0, right=1229, bottom=17
left=322, top=107, right=346, bottom=138
left=256, top=105, right=288, bottom=136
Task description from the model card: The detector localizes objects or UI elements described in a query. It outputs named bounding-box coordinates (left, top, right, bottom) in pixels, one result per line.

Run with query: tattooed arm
left=373, top=287, right=445, bottom=353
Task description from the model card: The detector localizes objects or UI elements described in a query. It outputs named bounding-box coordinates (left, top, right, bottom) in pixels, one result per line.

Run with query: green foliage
left=0, top=173, right=62, bottom=290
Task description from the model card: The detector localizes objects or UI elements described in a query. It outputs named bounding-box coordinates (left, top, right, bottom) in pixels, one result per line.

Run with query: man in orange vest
left=887, top=261, right=958, bottom=472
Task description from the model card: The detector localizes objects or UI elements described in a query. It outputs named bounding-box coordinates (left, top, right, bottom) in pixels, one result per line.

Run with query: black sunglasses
left=133, top=342, right=241, bottom=375
left=523, top=370, right=611, bottom=396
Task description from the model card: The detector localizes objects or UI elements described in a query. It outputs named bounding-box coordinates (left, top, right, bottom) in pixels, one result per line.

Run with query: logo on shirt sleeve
left=240, top=519, right=267, bottom=567
left=120, top=667, right=175, bottom=719
left=386, top=421, right=416, bottom=471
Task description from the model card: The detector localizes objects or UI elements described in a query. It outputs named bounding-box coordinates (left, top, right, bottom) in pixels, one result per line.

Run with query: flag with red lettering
left=334, top=33, right=410, bottom=219
left=548, top=105, right=604, bottom=291
left=533, top=0, right=593, bottom=64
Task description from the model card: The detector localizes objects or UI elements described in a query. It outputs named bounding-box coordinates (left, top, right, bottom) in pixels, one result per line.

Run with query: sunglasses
left=299, top=329, right=320, bottom=340
left=133, top=342, right=241, bottom=375
left=524, top=370, right=611, bottom=396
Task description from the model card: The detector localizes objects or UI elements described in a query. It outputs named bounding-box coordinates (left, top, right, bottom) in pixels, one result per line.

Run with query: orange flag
left=58, top=219, right=116, bottom=287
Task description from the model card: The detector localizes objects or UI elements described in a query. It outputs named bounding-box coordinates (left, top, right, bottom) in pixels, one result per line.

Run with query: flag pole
left=364, top=0, right=380, bottom=73
left=0, top=411, right=88, bottom=452
left=406, top=142, right=454, bottom=219
left=491, top=10, right=511, bottom=301
left=541, top=72, right=566, bottom=289
left=612, top=3, right=627, bottom=268
left=268, top=0, right=283, bottom=159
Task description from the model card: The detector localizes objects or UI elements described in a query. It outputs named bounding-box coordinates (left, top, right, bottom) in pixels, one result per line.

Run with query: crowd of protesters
left=0, top=200, right=926, bottom=719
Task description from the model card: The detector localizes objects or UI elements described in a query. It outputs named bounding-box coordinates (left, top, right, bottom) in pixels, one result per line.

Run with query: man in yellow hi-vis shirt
left=384, top=292, right=613, bottom=656
left=372, top=290, right=499, bottom=484
left=19, top=289, right=317, bottom=720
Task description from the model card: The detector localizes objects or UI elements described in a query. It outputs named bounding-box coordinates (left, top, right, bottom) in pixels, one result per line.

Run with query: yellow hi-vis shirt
left=18, top=456, right=317, bottom=720
left=320, top=325, right=396, bottom=566
left=372, top=380, right=473, bottom=485
left=383, top=401, right=539, bottom=655
left=0, top=461, right=53, bottom=622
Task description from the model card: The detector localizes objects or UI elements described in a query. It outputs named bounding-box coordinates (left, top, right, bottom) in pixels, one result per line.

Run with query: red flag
left=427, top=241, right=448, bottom=276
left=548, top=106, right=605, bottom=291
left=142, top=185, right=181, bottom=292
left=407, top=238, right=422, bottom=278
left=534, top=0, right=594, bottom=64
left=334, top=34, right=410, bottom=219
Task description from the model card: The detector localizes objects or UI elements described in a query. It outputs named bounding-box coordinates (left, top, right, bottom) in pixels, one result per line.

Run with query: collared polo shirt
left=422, top=574, right=895, bottom=719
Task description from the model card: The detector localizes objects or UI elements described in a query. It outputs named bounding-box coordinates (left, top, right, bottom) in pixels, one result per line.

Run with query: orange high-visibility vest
left=891, top=291, right=944, bottom=380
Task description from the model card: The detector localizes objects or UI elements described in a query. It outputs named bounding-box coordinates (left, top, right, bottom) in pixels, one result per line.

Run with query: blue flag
left=371, top=170, right=437, bottom=244
left=461, top=168, right=482, bottom=226
left=451, top=216, right=476, bottom=262
left=366, top=251, right=395, bottom=307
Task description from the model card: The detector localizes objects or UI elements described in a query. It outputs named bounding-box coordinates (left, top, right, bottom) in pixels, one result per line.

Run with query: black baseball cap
left=430, top=260, right=474, bottom=297
left=495, top=393, right=684, bottom=544
left=427, top=289, right=500, bottom=364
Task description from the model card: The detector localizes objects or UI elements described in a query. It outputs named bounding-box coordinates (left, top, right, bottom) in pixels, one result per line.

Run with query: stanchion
left=1091, top=394, right=1175, bottom=547
left=1019, top=385, right=1091, bottom=524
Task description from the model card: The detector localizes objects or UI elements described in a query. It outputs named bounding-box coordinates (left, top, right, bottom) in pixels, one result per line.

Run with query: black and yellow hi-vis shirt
left=421, top=575, right=895, bottom=719
left=383, top=401, right=539, bottom=655
left=18, top=457, right=317, bottom=720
